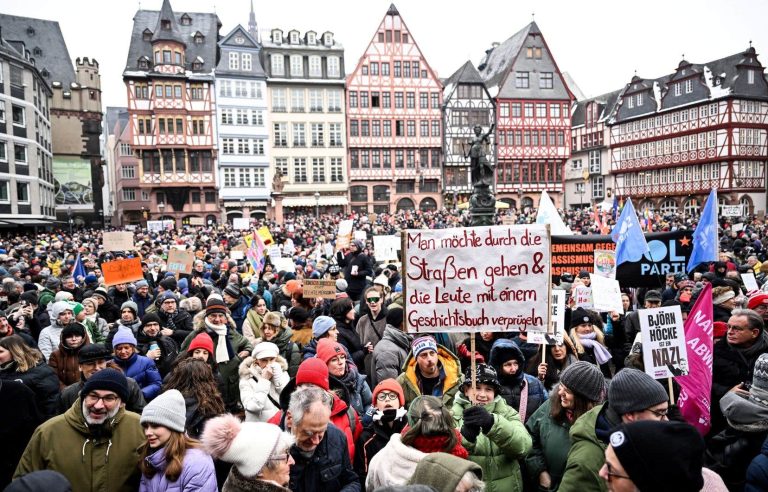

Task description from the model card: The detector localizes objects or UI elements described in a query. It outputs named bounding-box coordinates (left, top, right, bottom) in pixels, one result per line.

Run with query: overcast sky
left=3, top=0, right=767, bottom=108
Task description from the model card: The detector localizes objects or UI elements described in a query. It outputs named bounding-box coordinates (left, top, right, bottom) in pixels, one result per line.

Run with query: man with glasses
left=15, top=368, right=145, bottom=492
left=559, top=368, right=669, bottom=492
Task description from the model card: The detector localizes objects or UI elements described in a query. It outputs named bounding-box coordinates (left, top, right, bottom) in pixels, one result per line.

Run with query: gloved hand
left=460, top=423, right=480, bottom=442
left=463, top=405, right=494, bottom=434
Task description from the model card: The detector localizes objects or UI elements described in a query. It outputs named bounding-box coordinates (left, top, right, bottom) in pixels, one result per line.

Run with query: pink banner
left=675, top=283, right=713, bottom=435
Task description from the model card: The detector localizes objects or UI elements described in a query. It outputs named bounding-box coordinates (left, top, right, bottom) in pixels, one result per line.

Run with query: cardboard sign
left=640, top=305, right=689, bottom=379
left=189, top=217, right=205, bottom=226
left=501, top=216, right=516, bottom=225
left=167, top=249, right=194, bottom=275
left=103, top=231, right=135, bottom=252
left=404, top=224, right=551, bottom=333
left=303, top=279, right=337, bottom=299
left=593, top=249, right=616, bottom=279
left=102, top=258, right=144, bottom=286
left=742, top=272, right=759, bottom=292
left=572, top=285, right=593, bottom=309
left=231, top=242, right=248, bottom=253
left=147, top=220, right=164, bottom=232
left=529, top=290, right=566, bottom=344
left=336, top=220, right=354, bottom=250
left=732, top=223, right=745, bottom=232
left=233, top=218, right=250, bottom=230
left=374, top=235, right=401, bottom=262
left=368, top=213, right=378, bottom=224
left=590, top=274, right=623, bottom=313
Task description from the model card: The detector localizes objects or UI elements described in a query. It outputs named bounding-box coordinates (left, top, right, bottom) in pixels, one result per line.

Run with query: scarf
left=578, top=331, right=612, bottom=365
left=161, top=309, right=178, bottom=332
left=405, top=427, right=469, bottom=459
left=206, top=319, right=231, bottom=363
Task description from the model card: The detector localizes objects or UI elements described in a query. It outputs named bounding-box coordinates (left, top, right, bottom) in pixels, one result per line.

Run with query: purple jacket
left=139, top=447, right=217, bottom=492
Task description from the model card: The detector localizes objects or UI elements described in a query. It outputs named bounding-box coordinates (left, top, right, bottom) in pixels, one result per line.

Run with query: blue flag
left=687, top=189, right=719, bottom=272
left=611, top=195, right=619, bottom=221
left=610, top=198, right=649, bottom=265
left=73, top=253, right=87, bottom=284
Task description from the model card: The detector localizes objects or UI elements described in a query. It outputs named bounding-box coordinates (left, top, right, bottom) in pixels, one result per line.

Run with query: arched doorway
left=205, top=215, right=217, bottom=225
left=683, top=198, right=700, bottom=216
left=659, top=199, right=678, bottom=215
left=396, top=198, right=415, bottom=211
left=521, top=197, right=534, bottom=212
left=419, top=197, right=437, bottom=212
left=740, top=195, right=754, bottom=215
left=499, top=198, right=516, bottom=210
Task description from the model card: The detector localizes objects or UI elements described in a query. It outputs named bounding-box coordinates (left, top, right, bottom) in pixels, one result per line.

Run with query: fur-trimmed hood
left=238, top=354, right=288, bottom=379
left=720, top=391, right=768, bottom=432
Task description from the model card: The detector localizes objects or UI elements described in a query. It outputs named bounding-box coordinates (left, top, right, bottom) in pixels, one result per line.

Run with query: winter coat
left=140, top=446, right=218, bottom=492
left=354, top=409, right=407, bottom=484
left=98, top=300, right=121, bottom=324
left=371, top=325, right=411, bottom=386
left=48, top=340, right=86, bottom=387
left=336, top=320, right=366, bottom=370
left=746, top=436, right=768, bottom=492
left=524, top=397, right=573, bottom=490
left=37, top=323, right=64, bottom=361
left=14, top=397, right=145, bottom=492
left=114, top=352, right=163, bottom=400
left=356, top=309, right=388, bottom=379
left=136, top=330, right=179, bottom=377
left=254, top=329, right=301, bottom=378
left=713, top=304, right=733, bottom=323
left=242, top=310, right=264, bottom=346
left=336, top=250, right=372, bottom=300
left=396, top=344, right=462, bottom=409
left=222, top=467, right=291, bottom=492
left=58, top=375, right=147, bottom=415
left=452, top=392, right=533, bottom=492
left=705, top=391, right=768, bottom=490
left=0, top=380, right=42, bottom=489
left=366, top=433, right=427, bottom=490
left=227, top=297, right=249, bottom=334
left=0, top=359, right=60, bottom=420
left=83, top=316, right=108, bottom=344
left=489, top=339, right=548, bottom=422
left=158, top=308, right=195, bottom=346
left=558, top=403, right=621, bottom=492
left=106, top=319, right=143, bottom=350
left=288, top=423, right=360, bottom=492
left=238, top=355, right=289, bottom=422
left=335, top=363, right=373, bottom=417
left=180, top=318, right=253, bottom=412
left=132, top=292, right=154, bottom=319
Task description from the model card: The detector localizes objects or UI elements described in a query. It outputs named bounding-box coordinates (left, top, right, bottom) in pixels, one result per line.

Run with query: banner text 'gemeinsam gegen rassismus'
left=404, top=225, right=551, bottom=334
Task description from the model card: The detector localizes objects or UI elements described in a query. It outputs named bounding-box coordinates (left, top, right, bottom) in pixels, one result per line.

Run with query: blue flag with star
left=610, top=198, right=649, bottom=265
left=687, top=189, right=719, bottom=272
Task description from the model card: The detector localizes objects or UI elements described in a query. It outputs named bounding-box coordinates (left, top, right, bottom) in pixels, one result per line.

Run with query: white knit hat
left=140, top=389, right=187, bottom=432
left=713, top=290, right=736, bottom=305
left=252, top=342, right=280, bottom=360
left=201, top=415, right=287, bottom=477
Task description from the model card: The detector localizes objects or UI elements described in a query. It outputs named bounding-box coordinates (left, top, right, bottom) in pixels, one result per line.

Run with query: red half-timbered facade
left=122, top=0, right=221, bottom=226
left=478, top=22, right=574, bottom=210
left=610, top=48, right=768, bottom=215
left=346, top=4, right=443, bottom=213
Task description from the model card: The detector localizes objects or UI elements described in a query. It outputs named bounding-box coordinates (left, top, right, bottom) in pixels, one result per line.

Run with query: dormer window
left=290, top=32, right=299, bottom=44
left=272, top=30, right=282, bottom=44
left=41, top=68, right=49, bottom=78
left=324, top=33, right=333, bottom=46
left=180, top=14, right=192, bottom=26
left=138, top=57, right=149, bottom=70
left=194, top=32, right=204, bottom=44
left=161, top=19, right=171, bottom=30
left=307, top=32, right=316, bottom=45
left=192, top=57, right=203, bottom=71
left=26, top=26, right=35, bottom=36
left=143, top=29, right=152, bottom=42
left=33, top=47, right=42, bottom=56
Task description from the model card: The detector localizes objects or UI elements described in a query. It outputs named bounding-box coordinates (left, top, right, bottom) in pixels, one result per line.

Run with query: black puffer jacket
left=288, top=423, right=360, bottom=492
left=157, top=308, right=194, bottom=345
left=489, top=339, right=548, bottom=422
left=135, top=330, right=178, bottom=377
left=0, top=360, right=60, bottom=420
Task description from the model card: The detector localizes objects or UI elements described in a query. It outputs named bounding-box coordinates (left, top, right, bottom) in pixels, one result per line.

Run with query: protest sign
left=529, top=290, right=566, bottom=345
left=147, top=220, right=164, bottom=232
left=404, top=224, right=551, bottom=333
left=233, top=218, right=250, bottom=230
left=501, top=216, right=516, bottom=225
left=303, top=279, right=337, bottom=299
left=590, top=274, right=623, bottom=313
left=572, top=285, right=593, bottom=309
left=167, top=249, right=194, bottom=275
left=102, top=258, right=144, bottom=286
left=271, top=257, right=296, bottom=273
left=675, top=283, right=713, bottom=435
left=368, top=213, right=378, bottom=224
left=231, top=242, right=248, bottom=253
left=354, top=231, right=367, bottom=243
left=721, top=205, right=744, bottom=217
left=257, top=226, right=274, bottom=246
left=374, top=235, right=400, bottom=262
left=593, top=249, right=616, bottom=279
left=189, top=217, right=205, bottom=226
left=336, top=220, right=354, bottom=250
left=640, top=305, right=689, bottom=379
left=267, top=245, right=281, bottom=258
left=230, top=250, right=244, bottom=260
left=103, top=231, right=135, bottom=252
left=742, top=272, right=759, bottom=292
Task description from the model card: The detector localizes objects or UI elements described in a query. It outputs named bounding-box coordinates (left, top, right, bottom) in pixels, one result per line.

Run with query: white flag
left=536, top=191, right=572, bottom=235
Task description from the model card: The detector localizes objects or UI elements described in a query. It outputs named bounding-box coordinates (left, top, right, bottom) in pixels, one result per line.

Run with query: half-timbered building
left=346, top=4, right=443, bottom=213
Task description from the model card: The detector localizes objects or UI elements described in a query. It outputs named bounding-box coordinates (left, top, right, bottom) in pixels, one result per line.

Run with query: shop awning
left=0, top=218, right=54, bottom=226
left=282, top=196, right=349, bottom=207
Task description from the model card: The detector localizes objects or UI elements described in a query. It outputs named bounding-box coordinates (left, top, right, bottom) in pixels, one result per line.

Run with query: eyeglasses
left=263, top=323, right=280, bottom=330
left=727, top=325, right=749, bottom=332
left=645, top=407, right=669, bottom=419
left=366, top=297, right=381, bottom=303
left=268, top=453, right=291, bottom=462
left=376, top=392, right=399, bottom=402
left=85, top=393, right=119, bottom=405
left=604, top=462, right=631, bottom=482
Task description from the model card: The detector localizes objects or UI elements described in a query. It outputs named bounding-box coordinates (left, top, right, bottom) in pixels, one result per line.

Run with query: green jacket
left=14, top=398, right=144, bottom=492
left=558, top=403, right=610, bottom=492
left=397, top=344, right=462, bottom=409
left=452, top=392, right=532, bottom=492
left=38, top=288, right=56, bottom=309
left=524, top=398, right=572, bottom=489
left=181, top=323, right=253, bottom=412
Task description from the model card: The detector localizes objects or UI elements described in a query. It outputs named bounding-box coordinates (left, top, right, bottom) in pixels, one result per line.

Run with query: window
left=238, top=168, right=252, bottom=187
left=291, top=89, right=304, bottom=112
left=636, top=93, right=643, bottom=106
left=627, top=96, right=634, bottom=109
left=312, top=158, right=326, bottom=183
left=290, top=55, right=303, bottom=77
left=121, top=166, right=136, bottom=179
left=515, top=72, right=529, bottom=88
left=350, top=186, right=368, bottom=202
left=381, top=62, right=390, bottom=76
left=500, top=104, right=509, bottom=118
left=431, top=92, right=440, bottom=109
left=540, top=72, right=553, bottom=89
left=349, top=91, right=358, bottom=108
left=121, top=188, right=136, bottom=201
left=551, top=103, right=561, bottom=118
left=370, top=62, right=379, bottom=75
left=382, top=92, right=391, bottom=108
left=228, top=52, right=239, bottom=70
left=394, top=61, right=401, bottom=77
left=748, top=69, right=756, bottom=85
left=272, top=88, right=286, bottom=111
left=349, top=120, right=359, bottom=137
left=120, top=143, right=132, bottom=156
left=420, top=120, right=429, bottom=137
left=309, top=89, right=323, bottom=112
left=311, top=123, right=324, bottom=146
left=396, top=181, right=415, bottom=193
left=406, top=92, right=415, bottom=108
left=536, top=103, right=547, bottom=118
left=273, top=123, right=287, bottom=147
left=241, top=53, right=252, bottom=71
left=221, top=109, right=233, bottom=125
left=524, top=103, right=534, bottom=118
left=592, top=176, right=604, bottom=199
left=190, top=83, right=204, bottom=100
left=395, top=92, right=403, bottom=108
left=309, top=56, right=322, bottom=77
left=327, top=57, right=340, bottom=78
left=292, top=123, right=305, bottom=146
left=224, top=168, right=236, bottom=187
left=420, top=92, right=429, bottom=109
left=407, top=121, right=416, bottom=137
left=271, top=54, right=284, bottom=76
left=511, top=103, right=521, bottom=117
left=674, top=83, right=682, bottom=97
left=222, top=138, right=235, bottom=154
left=361, top=91, right=369, bottom=108
left=329, top=123, right=342, bottom=146
left=275, top=157, right=288, bottom=177
left=328, top=90, right=341, bottom=112
left=219, top=80, right=232, bottom=97
left=685, top=79, right=693, bottom=93
left=293, top=158, right=307, bottom=183
left=12, top=106, right=24, bottom=126
left=589, top=150, right=601, bottom=173
left=14, top=144, right=26, bottom=163
left=252, top=139, right=264, bottom=155
left=134, top=83, right=149, bottom=99
left=361, top=120, right=369, bottom=136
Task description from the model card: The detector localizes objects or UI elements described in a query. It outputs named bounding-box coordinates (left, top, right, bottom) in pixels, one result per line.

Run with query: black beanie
left=61, top=323, right=86, bottom=340
left=570, top=307, right=591, bottom=328
left=609, top=420, right=704, bottom=492
left=141, top=312, right=162, bottom=326
left=386, top=307, right=403, bottom=328
left=159, top=277, right=177, bottom=292
left=81, top=368, right=129, bottom=401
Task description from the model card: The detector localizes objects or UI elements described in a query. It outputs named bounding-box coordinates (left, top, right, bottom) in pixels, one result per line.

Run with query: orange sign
left=102, top=258, right=144, bottom=286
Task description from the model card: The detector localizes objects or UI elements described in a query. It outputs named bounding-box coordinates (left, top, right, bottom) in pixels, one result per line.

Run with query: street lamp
left=158, top=202, right=165, bottom=219
left=67, top=206, right=73, bottom=235
left=314, top=192, right=320, bottom=218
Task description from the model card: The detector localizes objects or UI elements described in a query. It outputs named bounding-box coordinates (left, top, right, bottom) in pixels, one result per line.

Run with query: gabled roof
left=151, top=0, right=185, bottom=46
left=571, top=89, right=623, bottom=127
left=445, top=60, right=484, bottom=86
left=477, top=22, right=533, bottom=93
left=216, top=25, right=266, bottom=78
left=0, top=13, right=75, bottom=87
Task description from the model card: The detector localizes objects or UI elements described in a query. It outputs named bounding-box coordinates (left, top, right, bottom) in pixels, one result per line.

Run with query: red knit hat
left=316, top=338, right=345, bottom=364
left=713, top=321, right=729, bottom=339
left=189, top=333, right=214, bottom=355
left=296, top=358, right=329, bottom=391
left=748, top=293, right=768, bottom=310
left=373, top=378, right=405, bottom=407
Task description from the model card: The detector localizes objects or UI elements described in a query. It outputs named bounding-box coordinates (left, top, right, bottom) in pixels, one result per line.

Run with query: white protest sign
left=590, top=274, right=623, bottom=313
left=189, top=217, right=205, bottom=226
left=147, top=220, right=164, bottom=232
left=271, top=257, right=296, bottom=273
left=233, top=218, right=250, bottom=230
left=167, top=249, right=195, bottom=275
left=721, top=205, right=744, bottom=217
left=230, top=250, right=244, bottom=260
left=593, top=249, right=616, bottom=279
left=354, top=231, right=367, bottom=242
left=640, top=305, right=689, bottom=379
left=529, top=290, right=566, bottom=345
left=103, top=231, right=135, bottom=252
left=336, top=220, right=354, bottom=250
left=572, top=285, right=593, bottom=309
left=742, top=272, right=759, bottom=292
left=732, top=223, right=745, bottom=232
left=374, top=235, right=401, bottom=262
left=404, top=224, right=551, bottom=333
left=268, top=245, right=281, bottom=258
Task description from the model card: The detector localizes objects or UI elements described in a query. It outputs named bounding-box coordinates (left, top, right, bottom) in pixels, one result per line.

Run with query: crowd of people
left=1, top=206, right=768, bottom=491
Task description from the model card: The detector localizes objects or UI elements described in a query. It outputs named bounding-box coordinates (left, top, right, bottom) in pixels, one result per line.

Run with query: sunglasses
left=366, top=297, right=381, bottom=303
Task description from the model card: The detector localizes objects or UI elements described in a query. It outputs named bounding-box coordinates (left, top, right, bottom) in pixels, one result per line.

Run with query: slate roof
left=445, top=60, right=484, bottom=87
left=215, top=25, right=266, bottom=79
left=124, top=0, right=220, bottom=75
left=477, top=22, right=533, bottom=93
left=104, top=106, right=129, bottom=137
left=571, top=89, right=623, bottom=127
left=151, top=0, right=185, bottom=46
left=0, top=13, right=75, bottom=87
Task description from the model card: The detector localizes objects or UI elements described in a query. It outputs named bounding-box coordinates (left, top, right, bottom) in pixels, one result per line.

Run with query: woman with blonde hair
left=0, top=335, right=60, bottom=418
left=569, top=307, right=612, bottom=378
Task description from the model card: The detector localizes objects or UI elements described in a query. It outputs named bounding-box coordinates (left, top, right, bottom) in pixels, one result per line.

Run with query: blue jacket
left=747, top=436, right=768, bottom=492
left=139, top=447, right=217, bottom=492
left=115, top=352, right=162, bottom=401
left=288, top=423, right=360, bottom=492
left=132, top=293, right=154, bottom=319
left=228, top=297, right=249, bottom=334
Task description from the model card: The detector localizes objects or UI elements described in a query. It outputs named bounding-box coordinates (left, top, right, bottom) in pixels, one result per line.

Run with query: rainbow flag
left=246, top=232, right=266, bottom=275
